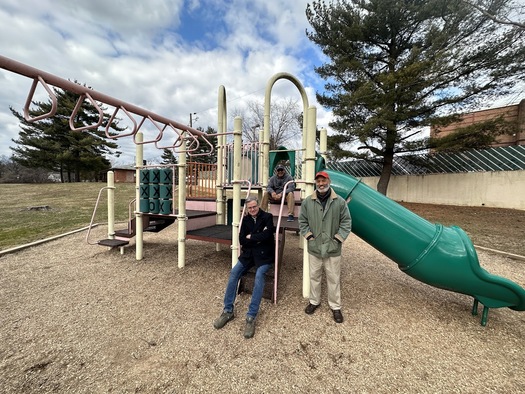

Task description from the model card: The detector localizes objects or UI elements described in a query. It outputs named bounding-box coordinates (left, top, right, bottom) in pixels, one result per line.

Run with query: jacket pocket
left=327, top=237, right=341, bottom=255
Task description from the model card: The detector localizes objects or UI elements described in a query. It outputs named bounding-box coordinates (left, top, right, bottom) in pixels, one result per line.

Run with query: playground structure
left=2, top=54, right=525, bottom=326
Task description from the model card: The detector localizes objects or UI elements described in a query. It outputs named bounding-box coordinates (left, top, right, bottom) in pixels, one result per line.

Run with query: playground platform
left=186, top=216, right=299, bottom=245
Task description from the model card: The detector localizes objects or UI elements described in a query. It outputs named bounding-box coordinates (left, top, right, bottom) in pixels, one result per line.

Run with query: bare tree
left=0, top=155, right=51, bottom=183
left=462, top=0, right=525, bottom=29
left=232, top=98, right=302, bottom=150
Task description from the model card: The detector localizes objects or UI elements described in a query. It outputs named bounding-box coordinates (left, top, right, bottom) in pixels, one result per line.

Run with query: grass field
left=1, top=183, right=524, bottom=256
left=0, top=183, right=136, bottom=250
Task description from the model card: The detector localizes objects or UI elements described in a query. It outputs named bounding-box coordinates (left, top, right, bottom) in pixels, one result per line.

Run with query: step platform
left=97, top=238, right=129, bottom=255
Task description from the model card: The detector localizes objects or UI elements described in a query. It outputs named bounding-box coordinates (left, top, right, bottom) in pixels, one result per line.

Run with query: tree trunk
left=376, top=152, right=394, bottom=195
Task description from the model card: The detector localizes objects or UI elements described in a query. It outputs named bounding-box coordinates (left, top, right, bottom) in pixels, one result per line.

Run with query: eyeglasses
left=247, top=205, right=258, bottom=210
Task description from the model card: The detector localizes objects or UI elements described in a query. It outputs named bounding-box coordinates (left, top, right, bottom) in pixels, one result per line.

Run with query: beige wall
left=360, top=170, right=525, bottom=210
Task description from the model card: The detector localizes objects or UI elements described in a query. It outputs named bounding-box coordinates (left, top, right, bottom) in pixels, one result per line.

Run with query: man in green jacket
left=298, top=171, right=352, bottom=323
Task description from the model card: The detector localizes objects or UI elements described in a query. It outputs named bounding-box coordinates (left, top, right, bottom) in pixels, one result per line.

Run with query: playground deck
left=186, top=216, right=299, bottom=245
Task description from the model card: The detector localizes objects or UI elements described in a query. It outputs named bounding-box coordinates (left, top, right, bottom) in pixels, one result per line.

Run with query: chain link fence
left=327, top=145, right=525, bottom=177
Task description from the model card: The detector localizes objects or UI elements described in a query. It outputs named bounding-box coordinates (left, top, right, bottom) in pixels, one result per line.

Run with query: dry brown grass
left=0, top=183, right=136, bottom=251
left=1, top=224, right=524, bottom=393
left=400, top=202, right=525, bottom=257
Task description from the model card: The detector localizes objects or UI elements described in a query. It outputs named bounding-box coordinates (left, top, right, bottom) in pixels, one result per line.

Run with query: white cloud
left=0, top=0, right=330, bottom=165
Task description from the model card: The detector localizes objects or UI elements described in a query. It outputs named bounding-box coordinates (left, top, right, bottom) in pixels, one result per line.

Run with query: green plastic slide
left=327, top=169, right=525, bottom=315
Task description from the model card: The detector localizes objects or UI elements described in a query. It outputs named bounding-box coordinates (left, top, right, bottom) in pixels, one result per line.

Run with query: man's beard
left=316, top=184, right=329, bottom=194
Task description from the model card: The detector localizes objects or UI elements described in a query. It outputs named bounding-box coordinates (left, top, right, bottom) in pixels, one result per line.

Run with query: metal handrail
left=85, top=186, right=114, bottom=245
left=273, top=179, right=304, bottom=304
left=127, top=198, right=136, bottom=233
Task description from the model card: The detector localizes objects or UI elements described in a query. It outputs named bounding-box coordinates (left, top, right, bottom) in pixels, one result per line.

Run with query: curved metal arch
left=262, top=72, right=310, bottom=186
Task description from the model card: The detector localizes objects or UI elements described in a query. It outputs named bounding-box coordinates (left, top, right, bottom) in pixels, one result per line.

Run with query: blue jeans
left=223, top=260, right=271, bottom=319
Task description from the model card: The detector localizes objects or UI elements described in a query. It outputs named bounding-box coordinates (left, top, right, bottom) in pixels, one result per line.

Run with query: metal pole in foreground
left=135, top=132, right=144, bottom=261
left=107, top=171, right=115, bottom=240
left=231, top=116, right=243, bottom=267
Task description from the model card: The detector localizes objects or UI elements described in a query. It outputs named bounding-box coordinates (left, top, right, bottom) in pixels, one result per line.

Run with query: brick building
left=430, top=99, right=525, bottom=147
left=98, top=166, right=135, bottom=183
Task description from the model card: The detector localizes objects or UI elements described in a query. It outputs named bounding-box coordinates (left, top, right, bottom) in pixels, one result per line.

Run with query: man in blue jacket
left=299, top=171, right=352, bottom=323
left=213, top=196, right=275, bottom=338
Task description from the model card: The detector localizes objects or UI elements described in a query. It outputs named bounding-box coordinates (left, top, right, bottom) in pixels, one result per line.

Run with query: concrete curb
left=0, top=225, right=97, bottom=257
left=474, top=245, right=525, bottom=262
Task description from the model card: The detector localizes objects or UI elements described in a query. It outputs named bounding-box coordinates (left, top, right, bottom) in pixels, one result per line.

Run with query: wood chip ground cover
left=1, top=225, right=524, bottom=393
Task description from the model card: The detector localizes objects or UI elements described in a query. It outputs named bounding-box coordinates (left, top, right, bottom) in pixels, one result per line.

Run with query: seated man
left=213, top=196, right=275, bottom=339
left=261, top=164, right=296, bottom=221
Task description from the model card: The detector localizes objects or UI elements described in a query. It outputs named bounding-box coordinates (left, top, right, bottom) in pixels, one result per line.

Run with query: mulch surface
left=1, top=223, right=524, bottom=393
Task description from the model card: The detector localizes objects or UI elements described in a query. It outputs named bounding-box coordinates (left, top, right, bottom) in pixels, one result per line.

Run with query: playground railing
left=222, top=141, right=262, bottom=186
left=85, top=186, right=114, bottom=245
left=273, top=179, right=300, bottom=303
left=186, top=161, right=217, bottom=198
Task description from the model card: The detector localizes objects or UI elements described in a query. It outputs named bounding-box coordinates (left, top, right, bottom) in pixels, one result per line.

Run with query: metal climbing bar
left=0, top=55, right=212, bottom=152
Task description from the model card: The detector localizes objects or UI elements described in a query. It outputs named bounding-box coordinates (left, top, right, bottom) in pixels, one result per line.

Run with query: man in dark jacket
left=213, top=196, right=275, bottom=338
left=261, top=164, right=296, bottom=221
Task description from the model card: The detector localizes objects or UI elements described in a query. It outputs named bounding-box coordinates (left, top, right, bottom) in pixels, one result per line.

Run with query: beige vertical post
left=231, top=116, right=242, bottom=267
left=320, top=127, right=328, bottom=162
left=107, top=171, right=115, bottom=240
left=262, top=111, right=271, bottom=190
left=177, top=132, right=188, bottom=268
left=217, top=86, right=227, bottom=226
left=258, top=128, right=264, bottom=201
left=216, top=86, right=227, bottom=251
left=135, top=132, right=144, bottom=260
left=302, top=106, right=317, bottom=298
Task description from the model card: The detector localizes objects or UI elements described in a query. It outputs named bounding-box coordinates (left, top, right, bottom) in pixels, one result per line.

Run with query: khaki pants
left=261, top=191, right=295, bottom=216
left=308, top=254, right=342, bottom=310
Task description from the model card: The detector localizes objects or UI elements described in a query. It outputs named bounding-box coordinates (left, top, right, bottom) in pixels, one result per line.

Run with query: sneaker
left=244, top=316, right=256, bottom=339
left=287, top=215, right=294, bottom=222
left=305, top=303, right=320, bottom=315
left=213, top=311, right=234, bottom=329
left=332, top=309, right=344, bottom=323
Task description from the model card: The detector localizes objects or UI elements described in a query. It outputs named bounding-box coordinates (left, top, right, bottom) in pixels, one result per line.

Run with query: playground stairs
left=238, top=231, right=286, bottom=302
left=98, top=215, right=176, bottom=249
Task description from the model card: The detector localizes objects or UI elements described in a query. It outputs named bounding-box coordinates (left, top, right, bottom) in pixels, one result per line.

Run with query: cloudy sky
left=0, top=0, right=330, bottom=164
left=1, top=1, right=524, bottom=166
